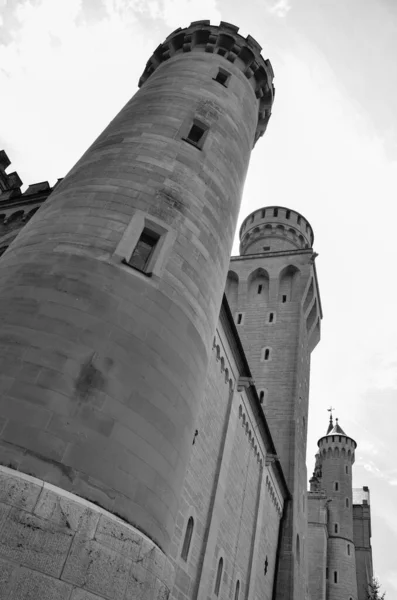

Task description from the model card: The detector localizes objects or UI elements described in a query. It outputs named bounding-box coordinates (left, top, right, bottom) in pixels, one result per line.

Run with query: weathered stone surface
left=0, top=507, right=74, bottom=577
left=9, top=567, right=72, bottom=600
left=62, top=537, right=132, bottom=599
left=0, top=557, right=17, bottom=598
left=0, top=468, right=43, bottom=510
left=34, top=485, right=100, bottom=537
left=94, top=513, right=142, bottom=560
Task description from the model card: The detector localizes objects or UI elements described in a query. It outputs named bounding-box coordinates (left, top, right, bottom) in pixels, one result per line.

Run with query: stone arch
left=334, top=447, right=340, bottom=458
left=248, top=267, right=269, bottom=303
left=225, top=270, right=239, bottom=311
left=278, top=265, right=300, bottom=302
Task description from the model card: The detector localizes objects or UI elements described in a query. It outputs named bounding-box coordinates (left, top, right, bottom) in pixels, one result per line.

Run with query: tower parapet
left=239, top=205, right=314, bottom=255
left=139, top=20, right=274, bottom=144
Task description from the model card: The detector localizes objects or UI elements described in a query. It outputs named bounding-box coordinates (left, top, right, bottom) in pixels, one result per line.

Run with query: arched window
left=214, top=557, right=223, bottom=596
left=234, top=580, right=240, bottom=600
left=181, top=517, right=194, bottom=561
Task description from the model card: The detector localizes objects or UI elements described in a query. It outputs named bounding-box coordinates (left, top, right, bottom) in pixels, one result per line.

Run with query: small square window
left=263, top=246, right=270, bottom=251
left=213, top=68, right=230, bottom=87
left=126, top=227, right=160, bottom=274
left=184, top=121, right=208, bottom=149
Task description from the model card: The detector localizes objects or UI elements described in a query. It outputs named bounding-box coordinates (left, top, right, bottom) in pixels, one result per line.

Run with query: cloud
left=267, top=0, right=291, bottom=18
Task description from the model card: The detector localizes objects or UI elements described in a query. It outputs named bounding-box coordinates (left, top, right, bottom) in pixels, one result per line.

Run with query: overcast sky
left=0, top=0, right=395, bottom=594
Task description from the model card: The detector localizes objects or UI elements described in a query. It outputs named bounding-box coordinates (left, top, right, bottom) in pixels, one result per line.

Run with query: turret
left=317, top=417, right=358, bottom=600
left=239, top=205, right=314, bottom=255
left=226, top=205, right=322, bottom=600
left=0, top=20, right=274, bottom=600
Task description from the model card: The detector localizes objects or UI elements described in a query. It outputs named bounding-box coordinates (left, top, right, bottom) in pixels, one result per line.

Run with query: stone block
left=34, top=485, right=100, bottom=537
left=138, top=537, right=166, bottom=578
left=125, top=562, right=157, bottom=600
left=0, top=507, right=73, bottom=577
left=0, top=557, right=17, bottom=598
left=62, top=537, right=132, bottom=600
left=0, top=466, right=43, bottom=510
left=94, top=514, right=142, bottom=560
left=8, top=567, right=72, bottom=600
left=70, top=590, right=105, bottom=600
left=0, top=501, right=13, bottom=530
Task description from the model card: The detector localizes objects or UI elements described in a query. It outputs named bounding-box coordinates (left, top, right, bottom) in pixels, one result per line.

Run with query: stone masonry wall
left=0, top=466, right=173, bottom=600
left=168, top=316, right=284, bottom=600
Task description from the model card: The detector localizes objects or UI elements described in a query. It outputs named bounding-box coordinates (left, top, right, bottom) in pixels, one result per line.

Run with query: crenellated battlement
left=0, top=150, right=23, bottom=199
left=239, top=205, right=314, bottom=255
left=138, top=21, right=274, bottom=144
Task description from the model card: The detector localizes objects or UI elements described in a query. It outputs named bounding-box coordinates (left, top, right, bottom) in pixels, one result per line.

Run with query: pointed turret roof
left=328, top=418, right=346, bottom=435
left=326, top=415, right=333, bottom=434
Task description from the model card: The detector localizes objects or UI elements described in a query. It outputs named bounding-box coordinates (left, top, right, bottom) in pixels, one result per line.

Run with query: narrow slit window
left=282, top=295, right=287, bottom=303
left=181, top=517, right=194, bottom=561
left=334, top=482, right=339, bottom=491
left=214, top=68, right=230, bottom=87
left=334, top=571, right=338, bottom=584
left=258, top=284, right=262, bottom=294
left=127, top=227, right=160, bottom=273
left=184, top=121, right=208, bottom=149
left=334, top=523, right=338, bottom=534
left=297, top=215, right=301, bottom=225
left=264, top=348, right=270, bottom=360
left=273, top=208, right=278, bottom=217
left=234, top=581, right=240, bottom=600
left=345, top=465, right=349, bottom=474
left=326, top=567, right=329, bottom=580
left=259, top=391, right=265, bottom=404
left=286, top=210, right=291, bottom=219
left=237, top=313, right=243, bottom=325
left=268, top=312, right=274, bottom=323
left=347, top=543, right=351, bottom=556
left=346, top=498, right=349, bottom=508
left=214, top=557, right=223, bottom=596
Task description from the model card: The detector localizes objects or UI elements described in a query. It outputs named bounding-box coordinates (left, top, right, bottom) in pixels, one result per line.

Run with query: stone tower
left=226, top=206, right=322, bottom=600
left=318, top=418, right=358, bottom=600
left=0, top=21, right=274, bottom=600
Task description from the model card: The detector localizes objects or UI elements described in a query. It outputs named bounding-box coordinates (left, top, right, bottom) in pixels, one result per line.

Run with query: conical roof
left=328, top=418, right=346, bottom=435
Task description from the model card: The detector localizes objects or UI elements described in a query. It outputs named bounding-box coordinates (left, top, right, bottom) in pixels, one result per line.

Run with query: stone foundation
left=0, top=466, right=174, bottom=600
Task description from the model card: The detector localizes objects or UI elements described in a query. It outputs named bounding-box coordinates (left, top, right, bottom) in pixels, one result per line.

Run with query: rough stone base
left=0, top=466, right=174, bottom=600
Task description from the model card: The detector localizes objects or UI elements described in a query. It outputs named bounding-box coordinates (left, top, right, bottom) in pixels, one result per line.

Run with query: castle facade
left=0, top=20, right=373, bottom=600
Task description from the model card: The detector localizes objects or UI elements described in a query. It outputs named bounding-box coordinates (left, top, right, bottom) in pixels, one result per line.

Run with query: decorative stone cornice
left=138, top=21, right=275, bottom=144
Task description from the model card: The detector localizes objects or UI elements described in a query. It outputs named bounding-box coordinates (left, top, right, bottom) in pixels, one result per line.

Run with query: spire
left=328, top=417, right=346, bottom=435
left=326, top=406, right=334, bottom=433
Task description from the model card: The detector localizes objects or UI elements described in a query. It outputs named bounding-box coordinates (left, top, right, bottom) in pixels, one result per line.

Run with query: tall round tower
left=0, top=20, right=274, bottom=600
left=318, top=418, right=358, bottom=600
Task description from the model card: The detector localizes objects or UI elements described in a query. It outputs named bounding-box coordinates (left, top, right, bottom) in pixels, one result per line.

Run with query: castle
left=0, top=20, right=373, bottom=600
